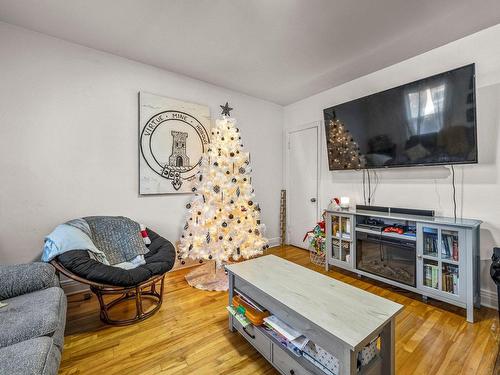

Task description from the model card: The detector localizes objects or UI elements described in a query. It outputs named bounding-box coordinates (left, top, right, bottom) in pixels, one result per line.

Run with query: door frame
left=285, top=121, right=322, bottom=246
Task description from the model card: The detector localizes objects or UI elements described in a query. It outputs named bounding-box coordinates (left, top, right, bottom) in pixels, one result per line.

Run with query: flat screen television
left=323, top=64, right=477, bottom=170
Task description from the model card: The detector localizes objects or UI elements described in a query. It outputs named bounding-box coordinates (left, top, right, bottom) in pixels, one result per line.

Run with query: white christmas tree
left=178, top=117, right=269, bottom=267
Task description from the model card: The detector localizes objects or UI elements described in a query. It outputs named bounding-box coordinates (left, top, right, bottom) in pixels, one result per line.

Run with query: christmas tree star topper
left=220, top=102, right=233, bottom=116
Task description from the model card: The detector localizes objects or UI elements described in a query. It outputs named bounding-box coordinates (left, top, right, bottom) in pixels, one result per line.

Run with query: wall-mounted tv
left=323, top=64, right=477, bottom=171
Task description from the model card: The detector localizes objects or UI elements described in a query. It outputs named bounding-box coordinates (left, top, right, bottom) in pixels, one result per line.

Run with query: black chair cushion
left=56, top=228, right=175, bottom=287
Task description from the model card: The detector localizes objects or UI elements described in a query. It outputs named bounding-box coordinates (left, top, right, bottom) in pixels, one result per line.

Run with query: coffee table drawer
left=233, top=319, right=271, bottom=361
left=272, top=344, right=312, bottom=375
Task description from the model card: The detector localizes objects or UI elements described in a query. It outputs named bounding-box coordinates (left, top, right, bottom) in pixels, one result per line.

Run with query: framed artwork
left=139, top=92, right=211, bottom=194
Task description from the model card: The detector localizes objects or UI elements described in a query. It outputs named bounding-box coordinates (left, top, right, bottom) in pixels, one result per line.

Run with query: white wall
left=0, top=22, right=283, bottom=265
left=284, top=24, right=500, bottom=308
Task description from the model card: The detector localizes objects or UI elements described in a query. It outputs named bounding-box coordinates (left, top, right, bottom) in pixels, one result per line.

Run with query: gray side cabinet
left=325, top=212, right=355, bottom=271
left=416, top=223, right=479, bottom=322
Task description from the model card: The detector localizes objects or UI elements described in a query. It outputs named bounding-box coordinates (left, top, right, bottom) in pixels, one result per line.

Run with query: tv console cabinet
left=226, top=255, right=403, bottom=375
left=325, top=208, right=481, bottom=322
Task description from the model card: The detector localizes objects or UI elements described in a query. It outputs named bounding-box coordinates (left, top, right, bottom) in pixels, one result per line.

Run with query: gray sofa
left=0, top=263, right=67, bottom=375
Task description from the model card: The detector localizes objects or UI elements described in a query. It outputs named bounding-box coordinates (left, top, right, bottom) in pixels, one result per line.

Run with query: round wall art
left=139, top=92, right=211, bottom=194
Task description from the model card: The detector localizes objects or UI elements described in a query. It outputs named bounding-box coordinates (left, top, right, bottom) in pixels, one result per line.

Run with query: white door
left=287, top=126, right=318, bottom=249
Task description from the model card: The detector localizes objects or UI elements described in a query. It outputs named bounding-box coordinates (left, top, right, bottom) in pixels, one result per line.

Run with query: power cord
left=362, top=169, right=367, bottom=205
left=369, top=170, right=379, bottom=205
left=451, top=165, right=457, bottom=221
left=367, top=168, right=372, bottom=205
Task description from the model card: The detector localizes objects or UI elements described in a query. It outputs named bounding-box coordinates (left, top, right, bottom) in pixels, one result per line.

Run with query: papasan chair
left=49, top=218, right=175, bottom=326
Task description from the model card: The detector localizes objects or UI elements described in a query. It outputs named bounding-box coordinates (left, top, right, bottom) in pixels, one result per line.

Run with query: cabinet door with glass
left=416, top=223, right=466, bottom=302
left=326, top=213, right=354, bottom=270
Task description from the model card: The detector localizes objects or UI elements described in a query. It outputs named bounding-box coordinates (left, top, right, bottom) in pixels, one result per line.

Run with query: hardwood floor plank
left=60, top=246, right=499, bottom=374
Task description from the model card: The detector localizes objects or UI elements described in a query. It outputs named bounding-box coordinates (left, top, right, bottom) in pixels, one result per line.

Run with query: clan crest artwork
left=139, top=93, right=211, bottom=194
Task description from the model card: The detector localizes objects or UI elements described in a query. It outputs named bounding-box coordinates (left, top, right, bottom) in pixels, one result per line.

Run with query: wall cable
left=362, top=169, right=367, bottom=205
left=367, top=168, right=371, bottom=205
left=451, top=165, right=457, bottom=221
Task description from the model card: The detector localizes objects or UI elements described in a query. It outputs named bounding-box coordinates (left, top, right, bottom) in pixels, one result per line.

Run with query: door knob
left=310, top=198, right=316, bottom=203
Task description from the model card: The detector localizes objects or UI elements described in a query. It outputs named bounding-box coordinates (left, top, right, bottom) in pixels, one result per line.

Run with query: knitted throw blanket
left=84, top=216, right=149, bottom=265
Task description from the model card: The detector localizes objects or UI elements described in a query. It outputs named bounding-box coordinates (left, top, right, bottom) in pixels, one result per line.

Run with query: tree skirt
left=184, top=261, right=228, bottom=291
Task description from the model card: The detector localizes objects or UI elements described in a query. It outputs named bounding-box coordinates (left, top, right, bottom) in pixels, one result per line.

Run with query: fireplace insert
left=356, top=231, right=416, bottom=287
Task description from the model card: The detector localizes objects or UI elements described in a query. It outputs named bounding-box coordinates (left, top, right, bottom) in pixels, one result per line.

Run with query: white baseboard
left=60, top=278, right=89, bottom=296
left=480, top=288, right=498, bottom=310
left=267, top=237, right=281, bottom=248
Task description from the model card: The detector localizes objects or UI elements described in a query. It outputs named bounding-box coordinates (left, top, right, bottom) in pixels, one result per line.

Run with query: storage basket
left=310, top=248, right=326, bottom=266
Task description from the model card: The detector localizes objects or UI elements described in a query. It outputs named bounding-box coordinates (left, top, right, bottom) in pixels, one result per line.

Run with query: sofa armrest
left=0, top=263, right=59, bottom=300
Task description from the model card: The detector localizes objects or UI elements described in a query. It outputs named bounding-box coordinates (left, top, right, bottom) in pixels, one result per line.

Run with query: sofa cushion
left=0, top=336, right=61, bottom=375
left=0, top=263, right=59, bottom=300
left=56, top=228, right=175, bottom=287
left=0, top=287, right=66, bottom=350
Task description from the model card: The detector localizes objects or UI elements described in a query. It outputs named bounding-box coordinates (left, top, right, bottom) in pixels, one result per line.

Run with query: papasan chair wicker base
left=52, top=261, right=166, bottom=325
left=51, top=226, right=175, bottom=326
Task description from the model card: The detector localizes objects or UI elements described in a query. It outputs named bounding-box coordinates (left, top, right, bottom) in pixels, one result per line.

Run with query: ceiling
left=1, top=1, right=500, bottom=105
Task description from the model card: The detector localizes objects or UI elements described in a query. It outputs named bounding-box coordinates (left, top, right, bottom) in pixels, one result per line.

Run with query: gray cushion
left=0, top=287, right=67, bottom=350
left=56, top=228, right=175, bottom=287
left=0, top=263, right=59, bottom=300
left=0, top=337, right=61, bottom=375
left=84, top=216, right=149, bottom=265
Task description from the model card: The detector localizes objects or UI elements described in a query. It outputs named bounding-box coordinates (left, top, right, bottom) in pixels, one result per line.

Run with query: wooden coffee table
left=226, top=255, right=403, bottom=375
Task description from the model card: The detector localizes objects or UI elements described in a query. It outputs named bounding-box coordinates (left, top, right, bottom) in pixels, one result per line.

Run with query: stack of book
left=442, top=234, right=459, bottom=261
left=442, top=269, right=459, bottom=294
left=424, top=263, right=439, bottom=289
left=424, top=234, right=438, bottom=256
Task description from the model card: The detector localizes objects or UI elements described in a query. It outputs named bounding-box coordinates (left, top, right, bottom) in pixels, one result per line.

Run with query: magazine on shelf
left=290, top=335, right=310, bottom=350
left=263, top=315, right=302, bottom=341
left=262, top=325, right=302, bottom=357
left=226, top=305, right=251, bottom=328
left=233, top=288, right=266, bottom=312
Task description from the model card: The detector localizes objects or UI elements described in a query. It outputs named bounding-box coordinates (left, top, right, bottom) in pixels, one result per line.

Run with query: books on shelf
left=424, top=263, right=459, bottom=294
left=452, top=240, right=459, bottom=261
left=442, top=233, right=459, bottom=261
left=442, top=273, right=458, bottom=294
left=424, top=235, right=438, bottom=256
left=424, top=264, right=439, bottom=289
left=442, top=266, right=459, bottom=294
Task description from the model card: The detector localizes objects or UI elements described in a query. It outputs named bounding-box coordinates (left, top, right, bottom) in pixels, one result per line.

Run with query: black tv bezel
left=323, top=63, right=478, bottom=171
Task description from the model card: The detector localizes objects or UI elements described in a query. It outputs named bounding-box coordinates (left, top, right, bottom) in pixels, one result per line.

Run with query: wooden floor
left=60, top=246, right=500, bottom=375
